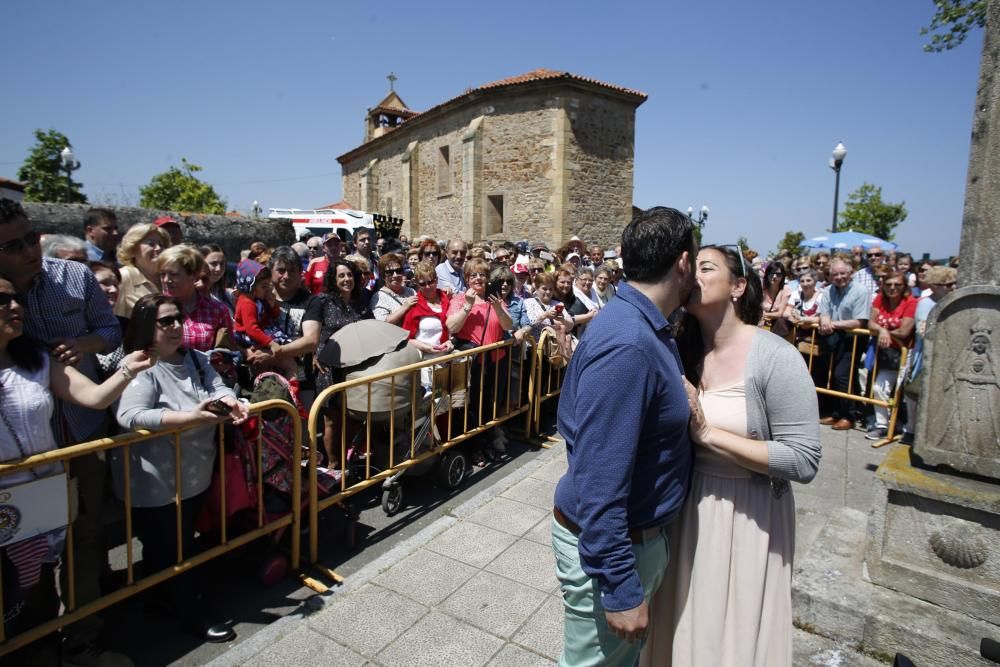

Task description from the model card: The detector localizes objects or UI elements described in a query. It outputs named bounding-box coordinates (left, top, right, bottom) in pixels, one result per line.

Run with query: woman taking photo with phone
left=114, top=293, right=248, bottom=644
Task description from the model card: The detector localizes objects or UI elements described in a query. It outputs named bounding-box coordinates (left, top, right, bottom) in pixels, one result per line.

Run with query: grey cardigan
left=745, top=329, right=821, bottom=485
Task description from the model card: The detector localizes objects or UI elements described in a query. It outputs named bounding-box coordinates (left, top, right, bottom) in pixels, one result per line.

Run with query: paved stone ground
left=206, top=426, right=896, bottom=667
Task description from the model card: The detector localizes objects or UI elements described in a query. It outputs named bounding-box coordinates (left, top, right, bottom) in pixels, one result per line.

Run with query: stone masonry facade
left=337, top=69, right=646, bottom=249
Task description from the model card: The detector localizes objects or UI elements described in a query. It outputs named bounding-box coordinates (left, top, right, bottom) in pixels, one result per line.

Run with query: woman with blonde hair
left=115, top=223, right=171, bottom=318
left=157, top=245, right=232, bottom=352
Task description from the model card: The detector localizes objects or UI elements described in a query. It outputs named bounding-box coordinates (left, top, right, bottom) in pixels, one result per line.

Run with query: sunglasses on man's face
left=0, top=230, right=41, bottom=254
left=867, top=252, right=883, bottom=259
left=156, top=314, right=185, bottom=328
left=0, top=293, right=19, bottom=308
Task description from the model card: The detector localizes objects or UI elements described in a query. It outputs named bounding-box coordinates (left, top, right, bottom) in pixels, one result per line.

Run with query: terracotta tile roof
left=0, top=177, right=26, bottom=191
left=371, top=105, right=418, bottom=118
left=472, top=68, right=647, bottom=98
left=316, top=199, right=355, bottom=210
left=339, top=68, right=645, bottom=162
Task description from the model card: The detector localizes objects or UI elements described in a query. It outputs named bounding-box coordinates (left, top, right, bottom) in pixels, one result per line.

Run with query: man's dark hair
left=269, top=246, right=301, bottom=273
left=620, top=207, right=696, bottom=283
left=124, top=293, right=184, bottom=353
left=0, top=199, right=28, bottom=226
left=83, top=207, right=117, bottom=235
left=353, top=227, right=372, bottom=242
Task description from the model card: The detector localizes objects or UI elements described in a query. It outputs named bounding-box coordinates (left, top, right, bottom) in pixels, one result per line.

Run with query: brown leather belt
left=553, top=507, right=664, bottom=545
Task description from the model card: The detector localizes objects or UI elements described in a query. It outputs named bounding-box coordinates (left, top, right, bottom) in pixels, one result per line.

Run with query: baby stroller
left=320, top=321, right=473, bottom=516
left=196, top=372, right=348, bottom=583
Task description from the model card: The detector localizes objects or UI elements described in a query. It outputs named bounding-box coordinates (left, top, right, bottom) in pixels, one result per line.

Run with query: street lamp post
left=829, top=142, right=847, bottom=233
left=687, top=205, right=709, bottom=227
left=59, top=146, right=81, bottom=204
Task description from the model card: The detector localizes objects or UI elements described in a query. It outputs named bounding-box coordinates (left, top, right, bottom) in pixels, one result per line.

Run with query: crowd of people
left=0, top=194, right=957, bottom=667
left=0, top=199, right=629, bottom=665
left=739, top=241, right=957, bottom=443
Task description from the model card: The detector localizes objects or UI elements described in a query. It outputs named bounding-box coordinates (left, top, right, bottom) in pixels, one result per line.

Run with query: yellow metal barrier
left=306, top=336, right=536, bottom=565
left=532, top=328, right=568, bottom=435
left=0, top=399, right=301, bottom=657
left=787, top=322, right=909, bottom=448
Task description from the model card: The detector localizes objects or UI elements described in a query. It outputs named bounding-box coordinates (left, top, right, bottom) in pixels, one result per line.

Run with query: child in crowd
left=233, top=259, right=291, bottom=352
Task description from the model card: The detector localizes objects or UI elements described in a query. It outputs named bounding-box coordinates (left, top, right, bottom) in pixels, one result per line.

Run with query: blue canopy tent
left=799, top=231, right=898, bottom=251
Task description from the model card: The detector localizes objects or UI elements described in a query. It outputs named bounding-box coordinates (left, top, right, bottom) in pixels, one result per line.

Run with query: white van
left=268, top=208, right=374, bottom=243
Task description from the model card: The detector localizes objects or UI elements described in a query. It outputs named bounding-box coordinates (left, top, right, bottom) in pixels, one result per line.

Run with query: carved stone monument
left=863, top=3, right=1000, bottom=663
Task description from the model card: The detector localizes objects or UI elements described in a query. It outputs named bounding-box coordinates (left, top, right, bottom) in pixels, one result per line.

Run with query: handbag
left=876, top=346, right=903, bottom=371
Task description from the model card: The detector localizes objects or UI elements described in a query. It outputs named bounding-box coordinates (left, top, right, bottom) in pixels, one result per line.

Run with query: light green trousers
left=551, top=518, right=668, bottom=667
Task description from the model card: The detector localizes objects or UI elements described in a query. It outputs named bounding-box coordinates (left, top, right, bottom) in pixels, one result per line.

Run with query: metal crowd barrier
left=532, top=328, right=568, bottom=434
left=305, top=336, right=537, bottom=565
left=0, top=399, right=301, bottom=657
left=784, top=322, right=910, bottom=448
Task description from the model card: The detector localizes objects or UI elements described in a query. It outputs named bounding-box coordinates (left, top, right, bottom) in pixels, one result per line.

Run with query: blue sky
left=2, top=0, right=983, bottom=256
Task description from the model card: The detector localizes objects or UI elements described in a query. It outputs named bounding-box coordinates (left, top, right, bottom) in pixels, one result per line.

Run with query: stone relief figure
left=936, top=319, right=1000, bottom=456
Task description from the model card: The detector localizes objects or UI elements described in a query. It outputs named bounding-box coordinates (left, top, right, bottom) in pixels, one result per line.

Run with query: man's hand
left=605, top=601, right=649, bottom=643
left=51, top=338, right=85, bottom=366
left=818, top=315, right=833, bottom=336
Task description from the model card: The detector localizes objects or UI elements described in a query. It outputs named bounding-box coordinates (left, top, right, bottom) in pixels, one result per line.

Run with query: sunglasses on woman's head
left=717, top=244, right=748, bottom=277
left=0, top=230, right=41, bottom=254
left=156, top=314, right=185, bottom=327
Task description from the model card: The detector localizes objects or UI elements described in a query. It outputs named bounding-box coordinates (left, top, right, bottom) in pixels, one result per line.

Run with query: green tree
left=17, top=129, right=88, bottom=203
left=838, top=182, right=908, bottom=240
left=777, top=230, right=806, bottom=256
left=139, top=159, right=227, bottom=214
left=921, top=0, right=987, bottom=52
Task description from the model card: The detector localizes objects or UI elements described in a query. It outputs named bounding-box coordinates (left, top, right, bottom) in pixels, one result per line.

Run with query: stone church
left=336, top=68, right=647, bottom=248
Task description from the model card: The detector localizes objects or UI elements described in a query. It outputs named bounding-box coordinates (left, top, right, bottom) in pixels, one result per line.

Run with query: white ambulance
left=268, top=207, right=374, bottom=243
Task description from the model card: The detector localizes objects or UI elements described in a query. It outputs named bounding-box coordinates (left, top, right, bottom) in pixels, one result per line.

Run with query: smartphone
left=539, top=251, right=555, bottom=262
left=554, top=303, right=564, bottom=315
left=485, top=279, right=503, bottom=300
left=206, top=399, right=232, bottom=416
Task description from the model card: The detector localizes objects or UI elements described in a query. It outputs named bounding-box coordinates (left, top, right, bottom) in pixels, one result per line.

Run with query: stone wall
left=20, top=203, right=295, bottom=259
left=565, top=95, right=637, bottom=249
left=341, top=82, right=641, bottom=248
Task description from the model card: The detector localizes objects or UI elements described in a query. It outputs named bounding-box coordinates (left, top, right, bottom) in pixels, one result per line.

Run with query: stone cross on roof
left=387, top=72, right=397, bottom=92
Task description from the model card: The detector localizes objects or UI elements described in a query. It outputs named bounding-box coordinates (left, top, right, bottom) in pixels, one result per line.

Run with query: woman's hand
left=222, top=396, right=249, bottom=425
left=435, top=340, right=455, bottom=353
left=488, top=294, right=505, bottom=311
left=189, top=399, right=230, bottom=425
left=401, top=295, right=418, bottom=310
left=122, top=350, right=157, bottom=374
left=683, top=379, right=712, bottom=446
left=877, top=329, right=892, bottom=349
left=464, top=288, right=477, bottom=307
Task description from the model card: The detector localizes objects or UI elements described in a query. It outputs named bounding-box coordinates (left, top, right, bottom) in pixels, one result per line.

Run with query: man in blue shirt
left=435, top=239, right=467, bottom=292
left=553, top=206, right=696, bottom=666
left=817, top=258, right=871, bottom=429
left=83, top=207, right=120, bottom=263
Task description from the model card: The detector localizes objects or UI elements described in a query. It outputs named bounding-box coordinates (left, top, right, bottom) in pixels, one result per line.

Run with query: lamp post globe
left=829, top=142, right=847, bottom=233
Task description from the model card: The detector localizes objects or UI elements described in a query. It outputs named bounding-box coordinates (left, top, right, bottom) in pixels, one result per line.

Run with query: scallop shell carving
left=929, top=524, right=987, bottom=569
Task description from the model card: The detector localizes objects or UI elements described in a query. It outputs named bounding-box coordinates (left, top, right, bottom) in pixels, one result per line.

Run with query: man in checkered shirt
left=0, top=199, right=130, bottom=666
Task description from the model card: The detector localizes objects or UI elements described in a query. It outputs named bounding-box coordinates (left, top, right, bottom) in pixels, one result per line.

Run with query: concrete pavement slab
left=511, top=594, right=564, bottom=661
left=440, top=570, right=548, bottom=639
left=371, top=547, right=477, bottom=606
left=307, top=583, right=428, bottom=656
left=528, top=456, right=568, bottom=484
left=487, top=643, right=556, bottom=666
left=499, top=476, right=557, bottom=509
left=376, top=610, right=505, bottom=667
left=423, top=520, right=517, bottom=569
left=523, top=514, right=554, bottom=546
left=466, top=495, right=550, bottom=536
left=485, top=538, right=560, bottom=593
left=244, top=625, right=367, bottom=667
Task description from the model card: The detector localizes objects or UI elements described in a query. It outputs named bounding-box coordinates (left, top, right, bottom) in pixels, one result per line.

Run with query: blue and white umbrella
left=799, top=231, right=897, bottom=251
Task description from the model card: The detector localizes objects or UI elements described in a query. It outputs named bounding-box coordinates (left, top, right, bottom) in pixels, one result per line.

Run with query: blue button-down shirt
left=85, top=240, right=110, bottom=263
left=21, top=258, right=122, bottom=443
left=435, top=261, right=466, bottom=293
left=554, top=281, right=692, bottom=612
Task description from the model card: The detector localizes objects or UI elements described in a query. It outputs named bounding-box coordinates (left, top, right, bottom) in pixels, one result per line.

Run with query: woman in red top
left=401, top=261, right=454, bottom=392
left=867, top=271, right=916, bottom=440
left=158, top=245, right=233, bottom=352
left=445, top=258, right=512, bottom=440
